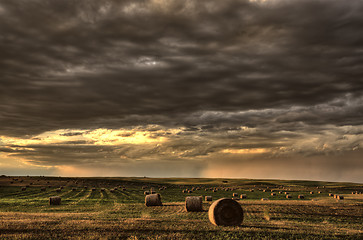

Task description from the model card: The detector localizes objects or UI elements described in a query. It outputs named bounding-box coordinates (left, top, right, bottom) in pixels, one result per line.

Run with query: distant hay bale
left=250, top=189, right=254, bottom=192
left=49, top=196, right=61, bottom=205
left=271, top=193, right=276, bottom=196
left=263, top=190, right=267, bottom=192
left=284, top=192, right=289, bottom=195
left=110, top=189, right=115, bottom=193
left=310, top=191, right=314, bottom=194
left=298, top=195, right=304, bottom=199
left=145, top=193, right=162, bottom=206
left=240, top=194, right=247, bottom=199
left=337, top=195, right=344, bottom=200
left=261, top=198, right=268, bottom=201
left=185, top=196, right=203, bottom=212
left=182, top=190, right=186, bottom=193
left=72, top=188, right=77, bottom=191
left=205, top=196, right=212, bottom=201
left=286, top=195, right=292, bottom=199
left=212, top=189, right=216, bottom=192
left=208, top=198, right=243, bottom=226
left=318, top=191, right=321, bottom=194
left=232, top=193, right=238, bottom=197
left=188, top=190, right=193, bottom=193
left=278, top=191, right=282, bottom=194
left=204, top=188, right=208, bottom=191
left=60, top=186, right=64, bottom=189
left=333, top=194, right=338, bottom=199
left=144, top=191, right=150, bottom=195
left=329, top=193, right=333, bottom=197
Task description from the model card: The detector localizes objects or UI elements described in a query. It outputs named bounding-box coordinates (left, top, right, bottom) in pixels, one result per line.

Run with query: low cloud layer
left=0, top=0, right=362, bottom=182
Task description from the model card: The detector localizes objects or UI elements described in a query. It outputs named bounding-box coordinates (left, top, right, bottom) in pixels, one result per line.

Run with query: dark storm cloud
left=1, top=0, right=363, bottom=137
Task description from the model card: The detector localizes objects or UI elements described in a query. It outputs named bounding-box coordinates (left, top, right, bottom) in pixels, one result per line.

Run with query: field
left=0, top=176, right=362, bottom=239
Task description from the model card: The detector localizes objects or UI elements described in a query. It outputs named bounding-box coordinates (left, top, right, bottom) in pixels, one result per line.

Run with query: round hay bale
left=286, top=195, right=292, bottom=199
left=208, top=198, right=243, bottom=226
left=337, top=195, right=344, bottom=200
left=145, top=193, right=162, bottom=206
left=144, top=191, right=150, bottom=195
left=72, top=188, right=77, bottom=191
left=329, top=193, right=333, bottom=197
left=185, top=196, right=203, bottom=212
left=187, top=190, right=193, bottom=193
left=49, top=196, right=61, bottom=205
left=310, top=191, right=314, bottom=194
left=250, top=189, right=254, bottom=192
left=205, top=196, right=213, bottom=201
left=240, top=194, right=247, bottom=199
left=232, top=193, right=238, bottom=197
left=271, top=192, right=276, bottom=196
left=48, top=185, right=51, bottom=188
left=261, top=198, right=268, bottom=201
left=298, top=195, right=304, bottom=199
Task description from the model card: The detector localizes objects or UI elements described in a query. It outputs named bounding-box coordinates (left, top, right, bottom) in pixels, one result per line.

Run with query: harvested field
left=0, top=176, right=362, bottom=239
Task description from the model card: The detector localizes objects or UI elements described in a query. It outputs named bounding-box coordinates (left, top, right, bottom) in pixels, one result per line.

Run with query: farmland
left=0, top=176, right=362, bottom=239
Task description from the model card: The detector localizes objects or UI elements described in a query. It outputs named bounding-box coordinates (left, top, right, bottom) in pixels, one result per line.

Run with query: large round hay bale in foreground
left=208, top=198, right=243, bottom=226
left=185, top=196, right=203, bottom=212
left=145, top=193, right=162, bottom=206
left=49, top=196, right=61, bottom=205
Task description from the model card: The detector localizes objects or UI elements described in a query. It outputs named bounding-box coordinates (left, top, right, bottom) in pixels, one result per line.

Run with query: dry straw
left=145, top=193, right=162, bottom=206
left=208, top=198, right=243, bottom=226
left=185, top=196, right=203, bottom=212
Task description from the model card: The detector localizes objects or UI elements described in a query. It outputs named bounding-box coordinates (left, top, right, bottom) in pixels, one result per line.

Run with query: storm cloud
left=0, top=0, right=362, bottom=182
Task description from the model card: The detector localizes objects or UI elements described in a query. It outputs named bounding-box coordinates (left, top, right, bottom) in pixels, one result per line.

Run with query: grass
left=0, top=176, right=362, bottom=239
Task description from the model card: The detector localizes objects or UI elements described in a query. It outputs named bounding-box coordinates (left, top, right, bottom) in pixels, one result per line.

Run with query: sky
left=0, top=0, right=363, bottom=183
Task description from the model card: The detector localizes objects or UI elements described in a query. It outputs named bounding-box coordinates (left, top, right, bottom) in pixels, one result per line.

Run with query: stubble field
left=0, top=176, right=362, bottom=239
